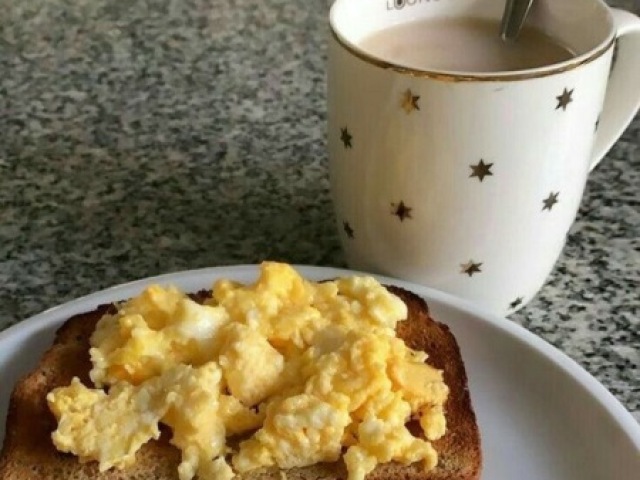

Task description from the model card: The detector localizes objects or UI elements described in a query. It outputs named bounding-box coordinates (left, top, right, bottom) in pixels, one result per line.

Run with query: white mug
left=327, top=0, right=640, bottom=315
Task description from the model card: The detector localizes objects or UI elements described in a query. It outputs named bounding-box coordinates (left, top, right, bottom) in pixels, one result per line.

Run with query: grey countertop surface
left=0, top=0, right=638, bottom=422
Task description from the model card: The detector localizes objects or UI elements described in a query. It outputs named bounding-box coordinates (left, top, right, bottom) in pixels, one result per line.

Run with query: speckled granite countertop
left=0, top=0, right=638, bottom=420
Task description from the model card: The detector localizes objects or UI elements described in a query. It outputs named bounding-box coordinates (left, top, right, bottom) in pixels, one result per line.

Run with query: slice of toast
left=0, top=286, right=481, bottom=479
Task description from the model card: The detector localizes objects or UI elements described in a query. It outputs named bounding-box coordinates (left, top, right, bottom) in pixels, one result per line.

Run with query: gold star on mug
left=542, top=192, right=559, bottom=211
left=610, top=40, right=619, bottom=75
left=460, top=260, right=482, bottom=277
left=556, top=88, right=574, bottom=111
left=391, top=201, right=413, bottom=222
left=509, top=297, right=524, bottom=309
left=401, top=89, right=420, bottom=114
left=343, top=221, right=354, bottom=239
left=470, top=159, right=493, bottom=182
left=340, top=127, right=352, bottom=149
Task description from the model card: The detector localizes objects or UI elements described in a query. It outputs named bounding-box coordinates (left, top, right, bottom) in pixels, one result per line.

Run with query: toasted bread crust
left=0, top=287, right=481, bottom=479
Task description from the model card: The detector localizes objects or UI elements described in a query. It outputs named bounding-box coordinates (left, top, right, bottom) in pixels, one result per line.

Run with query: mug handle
left=591, top=8, right=640, bottom=171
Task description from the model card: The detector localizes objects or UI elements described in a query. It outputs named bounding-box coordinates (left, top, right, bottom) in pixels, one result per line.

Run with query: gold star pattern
left=469, top=159, right=493, bottom=182
left=340, top=127, right=352, bottom=149
left=401, top=89, right=420, bottom=114
left=343, top=221, right=354, bottom=239
left=556, top=88, right=574, bottom=111
left=509, top=297, right=524, bottom=310
left=460, top=260, right=482, bottom=277
left=391, top=201, right=413, bottom=222
left=610, top=40, right=619, bottom=75
left=542, top=192, right=559, bottom=211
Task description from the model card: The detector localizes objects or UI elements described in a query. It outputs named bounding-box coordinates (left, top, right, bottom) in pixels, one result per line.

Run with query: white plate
left=1, top=265, right=638, bottom=479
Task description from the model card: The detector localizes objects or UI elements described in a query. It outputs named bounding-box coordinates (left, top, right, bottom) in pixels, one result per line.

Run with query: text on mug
left=387, top=0, right=440, bottom=11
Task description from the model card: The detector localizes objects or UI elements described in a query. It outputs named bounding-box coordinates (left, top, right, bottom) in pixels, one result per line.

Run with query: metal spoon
left=500, top=0, right=535, bottom=41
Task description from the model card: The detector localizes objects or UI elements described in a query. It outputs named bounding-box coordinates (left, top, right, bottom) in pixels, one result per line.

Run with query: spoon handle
left=501, top=0, right=535, bottom=41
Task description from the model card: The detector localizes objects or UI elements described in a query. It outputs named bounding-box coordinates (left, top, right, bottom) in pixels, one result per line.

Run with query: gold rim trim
left=330, top=29, right=616, bottom=82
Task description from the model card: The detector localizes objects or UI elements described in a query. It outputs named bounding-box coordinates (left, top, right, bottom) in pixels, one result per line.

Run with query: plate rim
left=1, top=264, right=638, bottom=449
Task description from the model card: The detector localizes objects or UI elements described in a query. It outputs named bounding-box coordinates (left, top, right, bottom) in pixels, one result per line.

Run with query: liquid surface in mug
left=358, top=17, right=575, bottom=72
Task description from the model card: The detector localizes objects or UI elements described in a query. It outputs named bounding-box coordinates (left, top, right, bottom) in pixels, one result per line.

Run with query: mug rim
left=329, top=1, right=617, bottom=82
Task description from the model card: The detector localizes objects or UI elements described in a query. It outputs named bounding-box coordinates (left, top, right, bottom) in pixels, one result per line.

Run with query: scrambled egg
left=47, top=262, right=449, bottom=480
